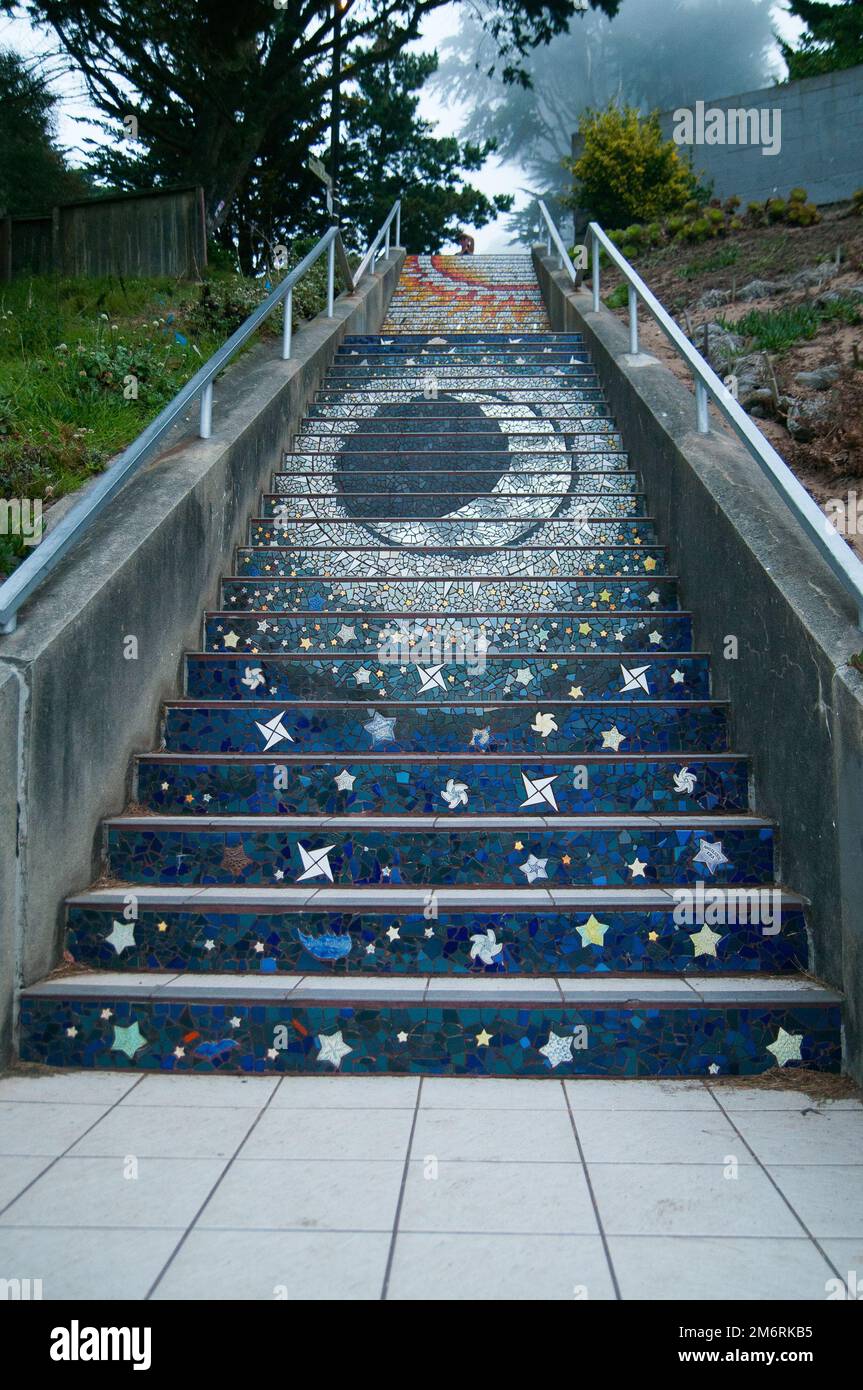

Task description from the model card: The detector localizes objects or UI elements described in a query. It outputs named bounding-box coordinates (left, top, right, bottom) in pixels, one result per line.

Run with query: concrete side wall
left=534, top=248, right=863, bottom=1082
left=0, top=252, right=403, bottom=1065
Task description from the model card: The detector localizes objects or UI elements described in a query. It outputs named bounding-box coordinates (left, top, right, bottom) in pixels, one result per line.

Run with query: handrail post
left=592, top=231, right=600, bottom=313
left=327, top=236, right=335, bottom=317
left=385, top=223, right=390, bottom=255
left=282, top=286, right=292, bottom=360
left=695, top=379, right=710, bottom=434
left=395, top=202, right=401, bottom=246
left=628, top=286, right=639, bottom=355
left=199, top=382, right=213, bottom=439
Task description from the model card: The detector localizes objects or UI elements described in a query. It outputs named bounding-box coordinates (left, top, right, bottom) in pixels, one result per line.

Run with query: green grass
left=720, top=296, right=861, bottom=353
left=677, top=246, right=740, bottom=280
left=0, top=254, right=335, bottom=578
left=604, top=283, right=629, bottom=310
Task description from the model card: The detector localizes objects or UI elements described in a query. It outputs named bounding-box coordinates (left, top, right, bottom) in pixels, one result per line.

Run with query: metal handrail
left=538, top=208, right=863, bottom=627
left=0, top=199, right=402, bottom=633
left=353, top=199, right=401, bottom=284
left=537, top=200, right=578, bottom=284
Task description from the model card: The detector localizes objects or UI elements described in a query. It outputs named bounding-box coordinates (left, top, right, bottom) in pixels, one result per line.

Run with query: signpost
left=307, top=155, right=334, bottom=216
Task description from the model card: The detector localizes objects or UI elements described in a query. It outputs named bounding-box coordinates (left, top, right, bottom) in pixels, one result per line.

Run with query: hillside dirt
left=599, top=208, right=863, bottom=561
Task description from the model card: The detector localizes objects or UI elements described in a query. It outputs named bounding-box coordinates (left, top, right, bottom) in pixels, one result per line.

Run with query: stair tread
left=67, top=884, right=803, bottom=909
left=106, top=811, right=772, bottom=827
left=23, top=971, right=842, bottom=1007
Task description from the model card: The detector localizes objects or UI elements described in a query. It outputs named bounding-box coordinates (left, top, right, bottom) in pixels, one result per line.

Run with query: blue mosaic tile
left=19, top=993, right=841, bottom=1078
left=106, top=821, right=775, bottom=888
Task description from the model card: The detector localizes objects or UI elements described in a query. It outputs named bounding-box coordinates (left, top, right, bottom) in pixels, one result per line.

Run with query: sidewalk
left=0, top=1070, right=860, bottom=1300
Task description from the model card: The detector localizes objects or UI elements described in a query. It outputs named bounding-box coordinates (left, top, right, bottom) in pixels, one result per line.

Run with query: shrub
left=565, top=105, right=697, bottom=227
left=665, top=214, right=686, bottom=236
left=851, top=189, right=863, bottom=215
left=788, top=187, right=808, bottom=204
left=622, top=224, right=644, bottom=246
left=766, top=198, right=787, bottom=222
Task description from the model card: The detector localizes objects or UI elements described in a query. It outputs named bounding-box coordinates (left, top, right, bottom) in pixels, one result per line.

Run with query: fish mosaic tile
left=65, top=902, right=807, bottom=976
left=18, top=261, right=840, bottom=1078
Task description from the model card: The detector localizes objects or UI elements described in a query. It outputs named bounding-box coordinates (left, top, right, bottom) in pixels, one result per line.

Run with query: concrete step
left=219, top=575, right=681, bottom=613
left=183, top=650, right=710, bottom=702
left=19, top=971, right=841, bottom=1077
left=162, top=697, right=727, bottom=755
left=62, top=884, right=807, bottom=976
left=104, top=812, right=775, bottom=887
left=234, top=542, right=667, bottom=580
left=265, top=487, right=645, bottom=513
left=134, top=751, right=750, bottom=817
left=249, top=518, right=659, bottom=548
left=201, top=609, right=692, bottom=654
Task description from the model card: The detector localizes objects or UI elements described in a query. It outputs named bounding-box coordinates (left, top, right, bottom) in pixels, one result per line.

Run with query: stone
left=786, top=394, right=832, bottom=441
left=794, top=365, right=840, bottom=391
left=695, top=288, right=731, bottom=312
left=737, top=279, right=789, bottom=302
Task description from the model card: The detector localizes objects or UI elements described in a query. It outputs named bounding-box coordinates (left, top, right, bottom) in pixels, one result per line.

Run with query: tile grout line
left=143, top=1077, right=286, bottom=1300
left=562, top=1080, right=622, bottom=1300
left=0, top=1071, right=148, bottom=1220
left=380, top=1075, right=424, bottom=1301
left=705, top=1085, right=849, bottom=1284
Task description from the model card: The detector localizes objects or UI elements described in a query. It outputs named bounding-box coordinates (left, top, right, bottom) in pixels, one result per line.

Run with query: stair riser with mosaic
left=236, top=547, right=666, bottom=581
left=184, top=653, right=710, bottom=702
left=249, top=518, right=657, bottom=545
left=105, top=820, right=774, bottom=888
left=263, top=492, right=647, bottom=517
left=135, top=755, right=750, bottom=817
left=20, top=995, right=840, bottom=1077
left=202, top=611, right=692, bottom=653
left=219, top=577, right=682, bottom=613
left=64, top=903, right=807, bottom=976
left=162, top=700, right=728, bottom=755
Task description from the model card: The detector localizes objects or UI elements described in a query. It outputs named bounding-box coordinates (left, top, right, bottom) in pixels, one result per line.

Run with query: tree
left=338, top=49, right=512, bottom=252
left=0, top=47, right=88, bottom=214
left=435, top=0, right=779, bottom=242
left=778, top=0, right=863, bottom=79
left=4, top=0, right=625, bottom=235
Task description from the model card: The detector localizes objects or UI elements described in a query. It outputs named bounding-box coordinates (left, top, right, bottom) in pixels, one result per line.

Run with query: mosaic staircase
left=20, top=253, right=842, bottom=1076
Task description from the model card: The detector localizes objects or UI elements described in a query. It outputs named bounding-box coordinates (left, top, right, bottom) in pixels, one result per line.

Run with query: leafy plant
left=564, top=105, right=697, bottom=228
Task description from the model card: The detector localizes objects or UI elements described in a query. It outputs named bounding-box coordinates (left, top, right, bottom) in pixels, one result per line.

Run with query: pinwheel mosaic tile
left=65, top=903, right=807, bottom=976
left=162, top=698, right=727, bottom=756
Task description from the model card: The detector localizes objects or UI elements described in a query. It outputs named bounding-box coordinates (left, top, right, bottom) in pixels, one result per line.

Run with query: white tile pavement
left=0, top=1071, right=859, bottom=1301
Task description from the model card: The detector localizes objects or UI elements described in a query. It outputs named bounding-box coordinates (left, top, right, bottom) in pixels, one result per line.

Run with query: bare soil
left=601, top=209, right=863, bottom=561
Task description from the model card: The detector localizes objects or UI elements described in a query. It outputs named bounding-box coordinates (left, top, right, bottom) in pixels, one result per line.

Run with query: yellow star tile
left=475, top=1029, right=493, bottom=1047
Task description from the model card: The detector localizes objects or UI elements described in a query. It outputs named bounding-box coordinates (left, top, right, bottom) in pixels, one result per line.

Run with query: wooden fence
left=0, top=186, right=207, bottom=283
